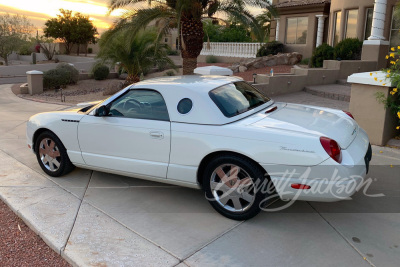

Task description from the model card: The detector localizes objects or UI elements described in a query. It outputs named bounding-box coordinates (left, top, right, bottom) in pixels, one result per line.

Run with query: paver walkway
left=0, top=83, right=399, bottom=267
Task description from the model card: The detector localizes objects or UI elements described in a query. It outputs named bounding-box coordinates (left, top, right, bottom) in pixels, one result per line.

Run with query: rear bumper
left=263, top=128, right=371, bottom=202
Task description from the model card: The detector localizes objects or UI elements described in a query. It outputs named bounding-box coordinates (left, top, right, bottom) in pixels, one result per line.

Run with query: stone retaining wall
left=253, top=60, right=378, bottom=97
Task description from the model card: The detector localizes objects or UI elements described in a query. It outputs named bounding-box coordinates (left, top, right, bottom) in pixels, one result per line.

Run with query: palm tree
left=108, top=0, right=273, bottom=75
left=97, top=28, right=176, bottom=84
left=253, top=10, right=276, bottom=43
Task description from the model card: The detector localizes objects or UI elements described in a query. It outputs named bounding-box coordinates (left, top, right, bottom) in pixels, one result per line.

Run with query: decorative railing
left=200, top=42, right=262, bottom=58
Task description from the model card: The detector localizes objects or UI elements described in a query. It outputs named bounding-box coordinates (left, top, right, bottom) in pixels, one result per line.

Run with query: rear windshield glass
left=209, top=81, right=271, bottom=118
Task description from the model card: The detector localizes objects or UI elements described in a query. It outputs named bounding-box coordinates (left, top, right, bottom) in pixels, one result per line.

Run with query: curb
left=16, top=94, right=74, bottom=107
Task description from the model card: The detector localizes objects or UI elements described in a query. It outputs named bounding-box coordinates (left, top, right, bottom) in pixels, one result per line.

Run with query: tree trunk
left=85, top=43, right=88, bottom=57
left=125, top=74, right=140, bottom=86
left=4, top=56, right=9, bottom=66
left=77, top=44, right=80, bottom=56
left=182, top=58, right=198, bottom=75
left=65, top=43, right=71, bottom=55
left=180, top=12, right=204, bottom=75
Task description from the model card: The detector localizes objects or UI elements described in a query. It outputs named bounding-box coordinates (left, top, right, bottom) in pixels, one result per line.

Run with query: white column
left=315, top=15, right=328, bottom=47
left=368, top=0, right=387, bottom=41
left=275, top=18, right=280, bottom=41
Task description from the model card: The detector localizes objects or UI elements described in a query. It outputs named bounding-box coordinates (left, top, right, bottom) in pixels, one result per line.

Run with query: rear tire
left=35, top=131, right=75, bottom=177
left=202, top=154, right=269, bottom=220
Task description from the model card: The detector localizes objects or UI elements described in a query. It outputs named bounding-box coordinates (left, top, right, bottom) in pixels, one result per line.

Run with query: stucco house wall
left=271, top=0, right=331, bottom=59
left=327, top=0, right=398, bottom=45
left=272, top=0, right=399, bottom=60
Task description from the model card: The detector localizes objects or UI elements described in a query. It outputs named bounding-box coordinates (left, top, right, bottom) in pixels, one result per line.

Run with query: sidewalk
left=0, top=83, right=399, bottom=267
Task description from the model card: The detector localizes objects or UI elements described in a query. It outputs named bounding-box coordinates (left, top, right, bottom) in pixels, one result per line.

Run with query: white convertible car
left=27, top=76, right=372, bottom=220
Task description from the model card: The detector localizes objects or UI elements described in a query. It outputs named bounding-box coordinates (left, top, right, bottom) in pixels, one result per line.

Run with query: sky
left=0, top=0, right=263, bottom=35
left=0, top=0, right=124, bottom=34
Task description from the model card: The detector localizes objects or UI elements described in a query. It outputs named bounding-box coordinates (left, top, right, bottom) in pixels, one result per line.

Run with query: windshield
left=209, top=81, right=271, bottom=118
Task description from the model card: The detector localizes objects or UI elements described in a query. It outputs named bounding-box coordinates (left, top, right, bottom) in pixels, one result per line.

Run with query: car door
left=78, top=89, right=171, bottom=179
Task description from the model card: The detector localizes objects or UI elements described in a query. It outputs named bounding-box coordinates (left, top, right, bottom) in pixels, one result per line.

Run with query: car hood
left=250, top=103, right=358, bottom=149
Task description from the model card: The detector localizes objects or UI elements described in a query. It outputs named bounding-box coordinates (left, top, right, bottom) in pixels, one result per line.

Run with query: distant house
left=271, top=0, right=399, bottom=59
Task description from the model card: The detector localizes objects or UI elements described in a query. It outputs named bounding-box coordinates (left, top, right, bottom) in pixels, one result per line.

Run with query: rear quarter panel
left=168, top=122, right=329, bottom=183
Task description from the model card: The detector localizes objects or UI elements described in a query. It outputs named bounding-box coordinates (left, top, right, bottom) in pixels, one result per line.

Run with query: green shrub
left=300, top=58, right=310, bottom=65
left=206, top=55, right=218, bottom=63
left=256, top=41, right=284, bottom=57
left=56, top=63, right=79, bottom=84
left=43, top=68, right=70, bottom=89
left=167, top=49, right=179, bottom=56
left=88, top=47, right=93, bottom=53
left=164, top=70, right=176, bottom=76
left=334, top=38, right=363, bottom=60
left=93, top=64, right=110, bottom=80
left=311, top=43, right=334, bottom=68
left=18, top=41, right=34, bottom=56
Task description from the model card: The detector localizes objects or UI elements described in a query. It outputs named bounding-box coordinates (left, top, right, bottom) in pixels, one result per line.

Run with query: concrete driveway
left=0, top=84, right=399, bottom=267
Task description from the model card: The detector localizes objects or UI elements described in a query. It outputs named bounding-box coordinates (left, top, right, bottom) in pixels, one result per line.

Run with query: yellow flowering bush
left=376, top=46, right=400, bottom=130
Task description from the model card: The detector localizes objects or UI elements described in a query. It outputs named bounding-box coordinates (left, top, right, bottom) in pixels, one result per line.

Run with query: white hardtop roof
left=133, top=75, right=242, bottom=92
left=101, top=75, right=270, bottom=125
left=194, top=66, right=234, bottom=76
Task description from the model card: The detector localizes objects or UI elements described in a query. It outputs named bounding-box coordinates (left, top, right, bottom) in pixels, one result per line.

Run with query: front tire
left=35, top=131, right=75, bottom=177
left=203, top=154, right=269, bottom=220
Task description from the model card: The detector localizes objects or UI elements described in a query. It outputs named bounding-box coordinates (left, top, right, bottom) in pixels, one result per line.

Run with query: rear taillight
left=343, top=111, right=354, bottom=119
left=320, top=137, right=342, bottom=163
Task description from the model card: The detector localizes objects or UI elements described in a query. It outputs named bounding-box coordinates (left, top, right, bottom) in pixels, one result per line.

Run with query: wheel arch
left=32, top=128, right=57, bottom=152
left=196, top=150, right=268, bottom=189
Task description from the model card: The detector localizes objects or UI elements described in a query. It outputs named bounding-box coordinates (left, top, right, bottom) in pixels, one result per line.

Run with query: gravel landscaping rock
left=0, top=200, right=70, bottom=267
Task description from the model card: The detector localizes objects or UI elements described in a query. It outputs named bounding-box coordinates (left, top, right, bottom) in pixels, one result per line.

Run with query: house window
left=345, top=9, right=358, bottom=39
left=332, top=11, right=342, bottom=46
left=364, top=8, right=374, bottom=40
left=390, top=7, right=400, bottom=47
left=285, top=17, right=308, bottom=44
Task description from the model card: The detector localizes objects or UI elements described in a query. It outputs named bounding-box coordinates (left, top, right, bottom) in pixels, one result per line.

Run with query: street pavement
left=0, top=76, right=27, bottom=85
left=0, top=84, right=399, bottom=267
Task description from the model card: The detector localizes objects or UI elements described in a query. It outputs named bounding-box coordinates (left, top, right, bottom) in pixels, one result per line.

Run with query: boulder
left=239, top=66, right=248, bottom=72
left=230, top=52, right=303, bottom=72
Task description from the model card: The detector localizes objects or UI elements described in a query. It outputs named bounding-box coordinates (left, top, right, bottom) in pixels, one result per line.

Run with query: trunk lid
left=251, top=103, right=358, bottom=148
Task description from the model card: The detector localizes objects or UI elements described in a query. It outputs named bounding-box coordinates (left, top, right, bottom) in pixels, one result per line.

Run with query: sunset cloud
left=0, top=0, right=123, bottom=33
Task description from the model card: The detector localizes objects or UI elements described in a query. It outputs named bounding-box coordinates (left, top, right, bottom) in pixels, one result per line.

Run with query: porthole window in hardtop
left=177, top=98, right=193, bottom=114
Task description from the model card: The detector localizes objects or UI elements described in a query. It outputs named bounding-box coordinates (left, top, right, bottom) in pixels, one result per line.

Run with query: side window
left=108, top=89, right=169, bottom=121
left=177, top=98, right=193, bottom=114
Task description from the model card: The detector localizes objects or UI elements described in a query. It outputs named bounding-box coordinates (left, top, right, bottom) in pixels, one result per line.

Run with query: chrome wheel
left=210, top=164, right=256, bottom=213
left=39, top=138, right=61, bottom=172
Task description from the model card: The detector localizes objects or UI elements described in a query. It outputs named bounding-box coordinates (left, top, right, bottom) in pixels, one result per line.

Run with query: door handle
left=149, top=131, right=164, bottom=139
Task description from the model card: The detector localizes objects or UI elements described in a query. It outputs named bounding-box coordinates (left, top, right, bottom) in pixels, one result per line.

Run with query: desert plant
left=107, top=0, right=273, bottom=74
left=43, top=68, right=70, bottom=89
left=56, top=62, right=79, bottom=84
left=206, top=55, right=218, bottom=63
left=97, top=28, right=176, bottom=84
left=334, top=38, right=363, bottom=60
left=93, top=64, right=110, bottom=80
left=311, top=43, right=334, bottom=68
left=375, top=46, right=400, bottom=131
left=18, top=41, right=35, bottom=55
left=38, top=37, right=57, bottom=60
left=256, top=41, right=284, bottom=57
